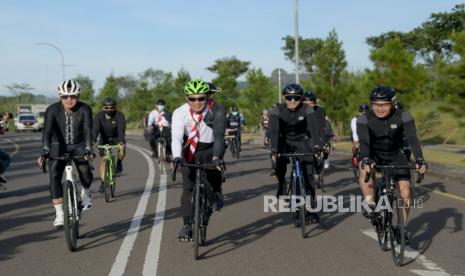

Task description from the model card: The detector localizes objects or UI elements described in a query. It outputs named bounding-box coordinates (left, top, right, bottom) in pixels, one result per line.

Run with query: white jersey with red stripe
left=148, top=109, right=170, bottom=129
left=171, top=103, right=214, bottom=159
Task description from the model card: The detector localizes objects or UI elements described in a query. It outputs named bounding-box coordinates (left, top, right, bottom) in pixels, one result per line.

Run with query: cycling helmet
left=58, top=80, right=81, bottom=96
left=103, top=97, right=117, bottom=107
left=207, top=82, right=222, bottom=93
left=231, top=106, right=238, bottom=112
left=358, top=104, right=369, bottom=113
left=184, top=79, right=210, bottom=95
left=394, top=100, right=404, bottom=110
left=156, top=99, right=166, bottom=105
left=281, top=83, right=304, bottom=95
left=369, top=86, right=396, bottom=102
left=304, top=91, right=317, bottom=101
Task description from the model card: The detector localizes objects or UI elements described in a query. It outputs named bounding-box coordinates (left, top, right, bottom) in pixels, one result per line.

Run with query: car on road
left=15, top=113, right=40, bottom=132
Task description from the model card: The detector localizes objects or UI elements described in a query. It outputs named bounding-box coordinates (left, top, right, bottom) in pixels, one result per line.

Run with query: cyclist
left=269, top=84, right=323, bottom=221
left=92, top=97, right=127, bottom=192
left=172, top=79, right=226, bottom=241
left=207, top=82, right=222, bottom=99
left=143, top=111, right=150, bottom=141
left=260, top=109, right=270, bottom=148
left=351, top=104, right=369, bottom=166
left=303, top=91, right=329, bottom=185
left=357, top=86, right=427, bottom=242
left=148, top=99, right=172, bottom=160
left=394, top=100, right=412, bottom=162
left=0, top=112, right=13, bottom=189
left=39, top=80, right=94, bottom=227
left=226, top=106, right=242, bottom=153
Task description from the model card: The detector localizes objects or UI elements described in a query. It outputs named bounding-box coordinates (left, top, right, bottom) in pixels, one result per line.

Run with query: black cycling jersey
left=92, top=110, right=126, bottom=144
left=313, top=105, right=329, bottom=144
left=226, top=113, right=241, bottom=130
left=269, top=103, right=322, bottom=152
left=42, top=102, right=93, bottom=152
left=357, top=109, right=423, bottom=161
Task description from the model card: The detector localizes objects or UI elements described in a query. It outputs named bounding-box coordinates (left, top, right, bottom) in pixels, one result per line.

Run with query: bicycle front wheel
left=389, top=189, right=406, bottom=266
left=375, top=186, right=389, bottom=251
left=63, top=180, right=78, bottom=252
left=193, top=184, right=201, bottom=260
left=111, top=157, right=116, bottom=198
left=104, top=160, right=111, bottom=203
left=298, top=177, right=307, bottom=238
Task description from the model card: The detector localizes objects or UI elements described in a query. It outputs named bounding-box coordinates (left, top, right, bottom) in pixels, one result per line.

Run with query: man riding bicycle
left=92, top=97, right=126, bottom=192
left=226, top=106, right=242, bottom=153
left=260, top=109, right=270, bottom=148
left=0, top=112, right=13, bottom=189
left=357, top=86, right=427, bottom=243
left=269, top=84, right=323, bottom=221
left=351, top=104, right=369, bottom=167
left=148, top=99, right=172, bottom=159
left=171, top=79, right=226, bottom=241
left=39, top=80, right=94, bottom=227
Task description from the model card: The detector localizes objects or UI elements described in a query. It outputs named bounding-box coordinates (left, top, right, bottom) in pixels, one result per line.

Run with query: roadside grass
left=336, top=142, right=465, bottom=167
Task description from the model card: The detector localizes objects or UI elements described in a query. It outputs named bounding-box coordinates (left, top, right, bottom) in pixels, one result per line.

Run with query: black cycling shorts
left=373, top=152, right=411, bottom=181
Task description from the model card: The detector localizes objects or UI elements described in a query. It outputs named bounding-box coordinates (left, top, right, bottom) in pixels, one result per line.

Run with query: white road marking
left=143, top=171, right=167, bottom=276
left=361, top=229, right=450, bottom=276
left=109, top=144, right=156, bottom=276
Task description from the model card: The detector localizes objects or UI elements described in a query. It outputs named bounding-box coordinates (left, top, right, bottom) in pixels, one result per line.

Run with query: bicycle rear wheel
left=193, top=183, right=201, bottom=260
left=298, top=176, right=307, bottom=238
left=63, top=180, right=78, bottom=251
left=389, top=190, right=405, bottom=266
left=104, top=160, right=111, bottom=203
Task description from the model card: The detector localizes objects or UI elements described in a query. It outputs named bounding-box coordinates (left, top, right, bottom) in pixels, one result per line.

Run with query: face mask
left=105, top=111, right=115, bottom=118
left=232, top=111, right=238, bottom=116
left=158, top=105, right=165, bottom=111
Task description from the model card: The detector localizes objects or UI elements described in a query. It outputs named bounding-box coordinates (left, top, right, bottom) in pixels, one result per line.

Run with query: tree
left=4, top=83, right=34, bottom=97
left=281, top=36, right=324, bottom=73
left=172, top=68, right=191, bottom=105
left=207, top=56, right=250, bottom=108
left=367, top=37, right=429, bottom=104
left=74, top=75, right=95, bottom=108
left=115, top=75, right=138, bottom=111
left=139, top=68, right=166, bottom=89
left=239, top=68, right=276, bottom=127
left=128, top=82, right=152, bottom=122
left=98, top=74, right=119, bottom=105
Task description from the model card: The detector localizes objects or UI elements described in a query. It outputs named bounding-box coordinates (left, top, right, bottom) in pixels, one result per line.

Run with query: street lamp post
left=35, top=42, right=74, bottom=81
left=294, top=0, right=300, bottom=84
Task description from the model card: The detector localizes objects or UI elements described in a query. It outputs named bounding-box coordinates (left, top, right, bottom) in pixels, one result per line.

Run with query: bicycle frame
left=64, top=160, right=80, bottom=222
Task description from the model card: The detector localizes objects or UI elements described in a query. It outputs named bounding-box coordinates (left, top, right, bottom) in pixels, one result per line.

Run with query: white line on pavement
left=143, top=171, right=167, bottom=276
left=109, top=144, right=156, bottom=276
left=361, top=229, right=450, bottom=276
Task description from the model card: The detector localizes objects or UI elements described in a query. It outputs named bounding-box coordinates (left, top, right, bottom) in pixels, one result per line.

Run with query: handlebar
left=277, top=152, right=314, bottom=158
left=363, top=164, right=425, bottom=184
left=171, top=161, right=225, bottom=182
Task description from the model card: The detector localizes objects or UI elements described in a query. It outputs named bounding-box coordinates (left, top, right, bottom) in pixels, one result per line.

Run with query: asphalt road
left=0, top=132, right=464, bottom=276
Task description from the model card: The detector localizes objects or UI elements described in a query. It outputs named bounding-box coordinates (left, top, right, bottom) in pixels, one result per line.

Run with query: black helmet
left=358, top=104, right=369, bottom=113
left=282, top=83, right=304, bottom=95
left=394, top=100, right=404, bottom=110
left=103, top=97, right=117, bottom=107
left=156, top=99, right=166, bottom=105
left=370, top=86, right=396, bottom=102
left=304, top=91, right=317, bottom=101
left=231, top=106, right=238, bottom=112
left=207, top=82, right=222, bottom=93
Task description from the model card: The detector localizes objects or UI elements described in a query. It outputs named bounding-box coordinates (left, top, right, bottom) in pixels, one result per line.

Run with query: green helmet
left=184, top=79, right=210, bottom=95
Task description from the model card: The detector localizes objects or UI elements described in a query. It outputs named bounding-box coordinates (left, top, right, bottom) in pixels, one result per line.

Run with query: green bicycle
left=96, top=144, right=119, bottom=202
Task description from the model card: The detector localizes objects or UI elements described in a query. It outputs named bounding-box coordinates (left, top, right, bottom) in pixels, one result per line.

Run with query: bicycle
left=96, top=144, right=119, bottom=202
left=172, top=160, right=225, bottom=260
left=279, top=152, right=317, bottom=238
left=44, top=154, right=91, bottom=252
left=225, top=130, right=240, bottom=159
left=365, top=164, right=424, bottom=266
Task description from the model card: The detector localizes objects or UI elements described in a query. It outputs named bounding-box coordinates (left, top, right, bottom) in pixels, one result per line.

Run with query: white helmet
left=58, top=80, right=81, bottom=96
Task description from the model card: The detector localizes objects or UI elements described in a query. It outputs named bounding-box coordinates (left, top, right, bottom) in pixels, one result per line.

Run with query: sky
left=0, top=0, right=461, bottom=96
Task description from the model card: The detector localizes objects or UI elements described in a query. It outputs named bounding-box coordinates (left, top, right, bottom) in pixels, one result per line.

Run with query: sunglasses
left=103, top=106, right=116, bottom=111
left=61, top=95, right=78, bottom=100
left=187, top=96, right=207, bottom=102
left=284, top=95, right=303, bottom=101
